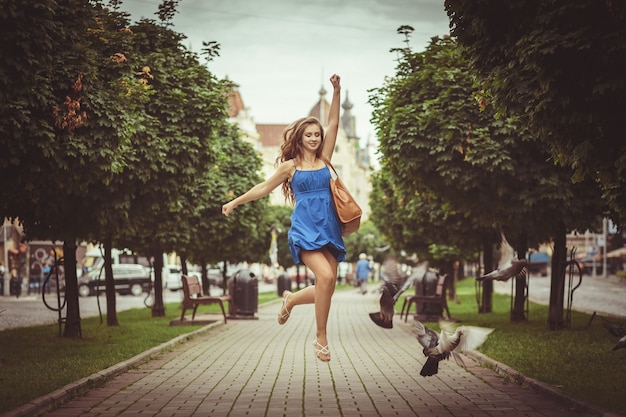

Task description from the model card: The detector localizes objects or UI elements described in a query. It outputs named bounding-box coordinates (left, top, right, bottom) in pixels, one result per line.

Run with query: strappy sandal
left=313, top=339, right=331, bottom=362
left=277, top=291, right=292, bottom=325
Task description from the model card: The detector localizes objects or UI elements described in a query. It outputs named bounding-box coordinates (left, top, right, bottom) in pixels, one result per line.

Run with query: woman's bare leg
left=285, top=284, right=315, bottom=306
left=300, top=249, right=338, bottom=361
left=280, top=251, right=337, bottom=310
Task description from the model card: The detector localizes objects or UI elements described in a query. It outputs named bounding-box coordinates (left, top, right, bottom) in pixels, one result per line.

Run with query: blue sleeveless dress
left=288, top=166, right=346, bottom=265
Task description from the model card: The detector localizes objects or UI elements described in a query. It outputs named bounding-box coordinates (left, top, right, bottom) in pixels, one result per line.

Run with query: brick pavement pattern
left=36, top=290, right=597, bottom=417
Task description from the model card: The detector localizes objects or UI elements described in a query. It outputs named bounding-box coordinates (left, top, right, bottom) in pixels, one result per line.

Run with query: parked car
left=163, top=264, right=183, bottom=291
left=163, top=265, right=207, bottom=291
left=528, top=252, right=550, bottom=276
left=578, top=258, right=604, bottom=275
left=208, top=269, right=223, bottom=287
left=165, top=266, right=224, bottom=291
left=78, top=264, right=152, bottom=297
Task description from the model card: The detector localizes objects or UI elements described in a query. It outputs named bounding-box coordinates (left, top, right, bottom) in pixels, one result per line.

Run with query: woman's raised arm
left=321, top=74, right=341, bottom=161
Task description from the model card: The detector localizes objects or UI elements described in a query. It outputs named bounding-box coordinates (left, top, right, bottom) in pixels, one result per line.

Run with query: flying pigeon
left=368, top=280, right=397, bottom=329
left=477, top=231, right=528, bottom=282
left=413, top=319, right=494, bottom=377
left=368, top=262, right=428, bottom=329
left=613, top=334, right=626, bottom=351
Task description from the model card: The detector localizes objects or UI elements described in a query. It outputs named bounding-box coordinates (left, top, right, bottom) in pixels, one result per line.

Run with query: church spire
left=318, top=85, right=327, bottom=125
left=341, top=91, right=357, bottom=140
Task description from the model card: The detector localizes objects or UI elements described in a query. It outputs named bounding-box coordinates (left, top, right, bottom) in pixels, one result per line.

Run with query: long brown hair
left=276, top=116, right=325, bottom=204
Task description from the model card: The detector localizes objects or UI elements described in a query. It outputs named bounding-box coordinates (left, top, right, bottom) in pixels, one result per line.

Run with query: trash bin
left=227, top=269, right=258, bottom=317
left=418, top=270, right=442, bottom=317
left=277, top=273, right=291, bottom=297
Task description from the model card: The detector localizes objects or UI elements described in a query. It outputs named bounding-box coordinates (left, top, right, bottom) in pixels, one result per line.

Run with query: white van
left=81, top=246, right=173, bottom=289
left=77, top=264, right=151, bottom=297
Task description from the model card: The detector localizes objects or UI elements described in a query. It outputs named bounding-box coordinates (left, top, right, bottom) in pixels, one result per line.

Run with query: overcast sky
left=122, top=0, right=451, bottom=147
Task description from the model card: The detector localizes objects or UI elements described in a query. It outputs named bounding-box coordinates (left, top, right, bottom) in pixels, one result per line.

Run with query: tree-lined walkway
left=25, top=290, right=602, bottom=417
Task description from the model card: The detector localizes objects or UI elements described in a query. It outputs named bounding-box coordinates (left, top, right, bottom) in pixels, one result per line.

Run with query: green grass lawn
left=447, top=278, right=626, bottom=415
left=0, top=281, right=624, bottom=415
left=0, top=302, right=207, bottom=414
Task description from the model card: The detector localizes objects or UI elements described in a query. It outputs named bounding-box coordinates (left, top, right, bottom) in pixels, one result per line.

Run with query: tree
left=0, top=0, right=241, bottom=328
left=79, top=2, right=159, bottom=327
left=113, top=7, right=242, bottom=315
left=369, top=31, right=604, bottom=322
left=179, top=124, right=268, bottom=295
left=205, top=129, right=268, bottom=293
left=445, top=0, right=626, bottom=227
left=0, top=0, right=155, bottom=336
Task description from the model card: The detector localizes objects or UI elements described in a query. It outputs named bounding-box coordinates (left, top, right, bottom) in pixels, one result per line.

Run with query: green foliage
left=1, top=1, right=98, bottom=238
left=369, top=32, right=604, bottom=264
left=188, top=124, right=267, bottom=266
left=0, top=1, right=266, bottom=327
left=115, top=24, right=231, bottom=255
left=370, top=168, right=482, bottom=258
left=342, top=220, right=386, bottom=263
left=445, top=0, right=626, bottom=226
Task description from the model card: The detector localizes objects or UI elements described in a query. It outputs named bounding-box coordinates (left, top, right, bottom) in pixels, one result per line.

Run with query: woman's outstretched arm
left=222, top=161, right=293, bottom=217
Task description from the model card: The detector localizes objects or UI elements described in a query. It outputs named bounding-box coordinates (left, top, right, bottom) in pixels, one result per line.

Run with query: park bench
left=180, top=275, right=230, bottom=323
left=400, top=273, right=451, bottom=322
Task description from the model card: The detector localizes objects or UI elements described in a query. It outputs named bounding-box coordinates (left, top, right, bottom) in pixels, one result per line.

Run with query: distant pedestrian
left=355, top=253, right=372, bottom=294
left=222, top=74, right=344, bottom=362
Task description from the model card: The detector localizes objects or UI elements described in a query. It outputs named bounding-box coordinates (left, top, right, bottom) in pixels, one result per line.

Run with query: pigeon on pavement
left=413, top=319, right=494, bottom=377
left=477, top=231, right=528, bottom=282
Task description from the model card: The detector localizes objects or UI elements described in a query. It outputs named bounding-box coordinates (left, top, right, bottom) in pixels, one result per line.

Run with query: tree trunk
left=441, top=259, right=458, bottom=303
left=479, top=238, right=493, bottom=313
left=62, top=240, right=82, bottom=338
left=104, top=235, right=118, bottom=326
left=511, top=276, right=527, bottom=321
left=180, top=254, right=188, bottom=275
left=222, top=261, right=229, bottom=295
left=511, top=233, right=528, bottom=321
left=151, top=250, right=165, bottom=317
left=450, top=260, right=462, bottom=304
left=548, top=222, right=567, bottom=330
left=200, top=257, right=210, bottom=295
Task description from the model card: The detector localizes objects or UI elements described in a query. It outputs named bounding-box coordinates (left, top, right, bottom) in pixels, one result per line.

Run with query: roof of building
left=226, top=80, right=245, bottom=118
left=256, top=124, right=288, bottom=147
left=228, top=82, right=355, bottom=150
